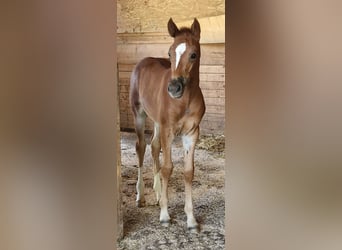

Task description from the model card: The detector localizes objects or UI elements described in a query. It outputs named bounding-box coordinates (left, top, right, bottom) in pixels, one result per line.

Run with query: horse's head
left=167, top=18, right=201, bottom=99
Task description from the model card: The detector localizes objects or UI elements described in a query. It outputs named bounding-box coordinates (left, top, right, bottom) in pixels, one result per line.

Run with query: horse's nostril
left=176, top=84, right=181, bottom=93
left=168, top=79, right=183, bottom=97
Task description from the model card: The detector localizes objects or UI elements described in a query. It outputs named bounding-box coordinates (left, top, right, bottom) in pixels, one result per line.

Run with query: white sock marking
left=182, top=135, right=193, bottom=152
left=175, top=43, right=186, bottom=69
left=136, top=168, right=145, bottom=201
left=160, top=207, right=170, bottom=222
left=153, top=172, right=161, bottom=202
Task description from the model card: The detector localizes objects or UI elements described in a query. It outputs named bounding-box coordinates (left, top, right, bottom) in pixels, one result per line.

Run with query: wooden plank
left=202, top=89, right=225, bottom=98
left=200, top=65, right=225, bottom=74
left=203, top=111, right=225, bottom=118
left=121, top=101, right=129, bottom=106
left=200, top=73, right=225, bottom=82
left=119, top=103, right=129, bottom=109
left=201, top=119, right=225, bottom=125
left=117, top=43, right=224, bottom=65
left=120, top=72, right=225, bottom=81
left=200, top=44, right=225, bottom=65
left=117, top=44, right=169, bottom=64
left=119, top=95, right=127, bottom=101
left=201, top=118, right=225, bottom=125
left=201, top=122, right=225, bottom=129
left=204, top=97, right=225, bottom=106
left=119, top=92, right=225, bottom=105
left=119, top=105, right=127, bottom=111
left=119, top=71, right=225, bottom=82
left=119, top=71, right=133, bottom=79
left=117, top=33, right=173, bottom=45
left=119, top=63, right=225, bottom=74
left=119, top=102, right=129, bottom=108
left=118, top=64, right=136, bottom=72
left=119, top=115, right=128, bottom=122
left=202, top=113, right=225, bottom=122
left=203, top=113, right=224, bottom=119
left=119, top=84, right=225, bottom=95
left=200, top=121, right=224, bottom=132
left=120, top=110, right=129, bottom=116
left=201, top=124, right=225, bottom=131
left=204, top=105, right=225, bottom=114
left=200, top=81, right=225, bottom=90
left=119, top=85, right=130, bottom=93
left=118, top=79, right=130, bottom=85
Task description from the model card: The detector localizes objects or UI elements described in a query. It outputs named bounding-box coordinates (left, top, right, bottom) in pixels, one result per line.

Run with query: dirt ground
left=118, top=132, right=225, bottom=250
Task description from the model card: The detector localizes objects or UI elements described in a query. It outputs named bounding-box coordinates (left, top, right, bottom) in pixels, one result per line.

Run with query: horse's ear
left=168, top=18, right=179, bottom=38
left=191, top=18, right=201, bottom=41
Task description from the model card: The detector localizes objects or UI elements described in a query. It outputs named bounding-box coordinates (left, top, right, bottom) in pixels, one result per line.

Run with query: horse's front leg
left=151, top=123, right=161, bottom=204
left=159, top=127, right=174, bottom=226
left=182, top=128, right=199, bottom=232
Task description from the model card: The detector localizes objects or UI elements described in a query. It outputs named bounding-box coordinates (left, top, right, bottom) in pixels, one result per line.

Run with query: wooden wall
left=117, top=0, right=224, bottom=33
left=117, top=30, right=225, bottom=135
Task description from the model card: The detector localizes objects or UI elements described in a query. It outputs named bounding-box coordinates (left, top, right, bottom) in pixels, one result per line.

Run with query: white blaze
left=175, top=43, right=186, bottom=69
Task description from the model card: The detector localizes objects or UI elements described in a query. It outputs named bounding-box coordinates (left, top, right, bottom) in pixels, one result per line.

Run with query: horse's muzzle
left=167, top=77, right=185, bottom=99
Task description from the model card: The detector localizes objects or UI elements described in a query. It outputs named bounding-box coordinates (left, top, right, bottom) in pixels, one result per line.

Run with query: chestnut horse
left=129, top=18, right=205, bottom=231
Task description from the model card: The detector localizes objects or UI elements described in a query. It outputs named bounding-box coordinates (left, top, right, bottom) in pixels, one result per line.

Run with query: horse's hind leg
left=151, top=123, right=161, bottom=204
left=133, top=111, right=147, bottom=207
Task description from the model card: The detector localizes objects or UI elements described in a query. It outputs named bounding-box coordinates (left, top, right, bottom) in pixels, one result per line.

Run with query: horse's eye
left=168, top=51, right=171, bottom=58
left=190, top=53, right=197, bottom=60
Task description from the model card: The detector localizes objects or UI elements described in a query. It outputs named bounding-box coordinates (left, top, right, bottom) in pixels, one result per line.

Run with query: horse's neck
left=183, top=77, right=202, bottom=106
left=188, top=71, right=200, bottom=92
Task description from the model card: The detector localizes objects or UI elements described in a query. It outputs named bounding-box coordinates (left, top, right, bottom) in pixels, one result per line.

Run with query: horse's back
left=130, top=57, right=170, bottom=115
left=132, top=57, right=170, bottom=76
left=132, top=57, right=170, bottom=89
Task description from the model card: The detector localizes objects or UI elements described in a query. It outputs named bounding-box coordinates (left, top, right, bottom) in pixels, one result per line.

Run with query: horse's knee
left=184, top=169, right=194, bottom=183
left=151, top=140, right=160, bottom=155
left=161, top=165, right=173, bottom=179
left=136, top=140, right=146, bottom=152
left=151, top=138, right=160, bottom=150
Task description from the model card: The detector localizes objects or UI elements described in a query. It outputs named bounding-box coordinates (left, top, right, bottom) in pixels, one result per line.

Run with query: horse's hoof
left=136, top=200, right=146, bottom=207
left=160, top=220, right=170, bottom=227
left=187, top=225, right=200, bottom=233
